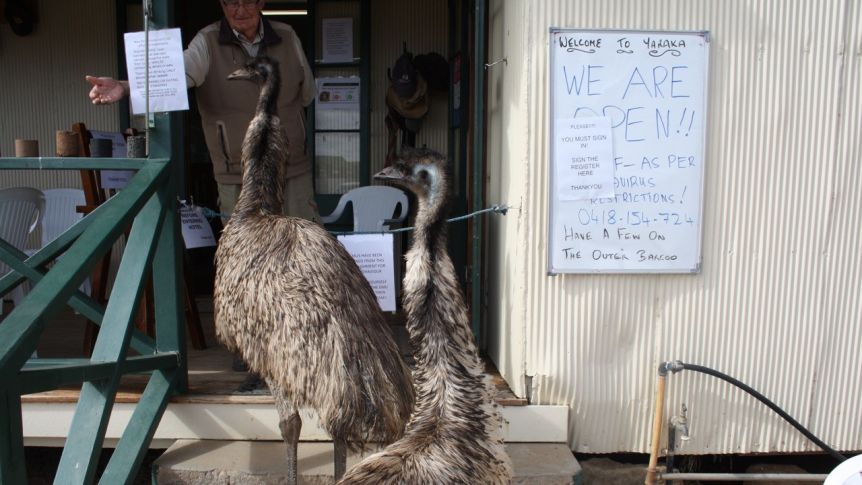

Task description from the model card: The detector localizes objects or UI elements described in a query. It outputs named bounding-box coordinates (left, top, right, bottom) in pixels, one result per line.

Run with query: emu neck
left=411, top=187, right=448, bottom=256
left=403, top=183, right=483, bottom=425
left=256, top=73, right=280, bottom=117
left=233, top=74, right=284, bottom=218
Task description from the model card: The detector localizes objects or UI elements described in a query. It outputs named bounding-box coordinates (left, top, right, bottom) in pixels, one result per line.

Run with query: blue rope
left=200, top=206, right=227, bottom=220
left=197, top=204, right=511, bottom=235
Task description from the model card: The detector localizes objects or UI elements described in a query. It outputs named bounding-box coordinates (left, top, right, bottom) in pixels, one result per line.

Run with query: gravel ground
left=25, top=447, right=849, bottom=484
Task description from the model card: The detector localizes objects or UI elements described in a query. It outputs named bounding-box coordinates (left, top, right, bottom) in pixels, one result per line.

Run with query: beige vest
left=196, top=18, right=310, bottom=184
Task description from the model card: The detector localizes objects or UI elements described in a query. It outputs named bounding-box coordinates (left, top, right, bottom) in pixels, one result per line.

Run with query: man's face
left=221, top=0, right=263, bottom=37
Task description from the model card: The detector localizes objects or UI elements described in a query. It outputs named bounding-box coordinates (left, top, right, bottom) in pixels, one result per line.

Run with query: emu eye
left=417, top=170, right=429, bottom=181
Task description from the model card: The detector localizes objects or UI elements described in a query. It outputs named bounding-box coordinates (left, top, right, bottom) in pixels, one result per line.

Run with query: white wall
left=486, top=0, right=529, bottom=409
left=487, top=0, right=862, bottom=454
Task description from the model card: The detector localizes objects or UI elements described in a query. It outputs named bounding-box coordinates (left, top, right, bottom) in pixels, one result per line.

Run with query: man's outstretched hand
left=86, top=76, right=127, bottom=105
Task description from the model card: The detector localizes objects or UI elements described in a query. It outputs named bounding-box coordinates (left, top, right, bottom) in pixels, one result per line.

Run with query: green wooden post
left=0, top=387, right=26, bottom=484
left=471, top=0, right=487, bottom=345
left=149, top=108, right=188, bottom=393
left=99, top=369, right=177, bottom=485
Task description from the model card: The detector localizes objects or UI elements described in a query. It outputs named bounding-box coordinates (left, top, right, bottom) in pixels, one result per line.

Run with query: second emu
left=338, top=148, right=513, bottom=484
left=213, top=57, right=414, bottom=484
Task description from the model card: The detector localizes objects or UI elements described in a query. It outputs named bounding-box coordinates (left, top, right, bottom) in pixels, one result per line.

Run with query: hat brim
left=386, top=76, right=429, bottom=119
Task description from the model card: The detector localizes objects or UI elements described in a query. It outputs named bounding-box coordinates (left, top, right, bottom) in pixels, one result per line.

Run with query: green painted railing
left=0, top=107, right=186, bottom=483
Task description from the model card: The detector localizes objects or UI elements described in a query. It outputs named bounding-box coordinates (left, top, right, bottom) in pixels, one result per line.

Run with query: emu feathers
left=214, top=57, right=414, bottom=453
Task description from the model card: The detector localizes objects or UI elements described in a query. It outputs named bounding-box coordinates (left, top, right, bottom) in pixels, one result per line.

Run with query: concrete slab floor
left=154, top=440, right=583, bottom=484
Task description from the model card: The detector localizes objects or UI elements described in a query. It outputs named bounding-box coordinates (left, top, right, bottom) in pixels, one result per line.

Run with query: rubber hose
left=680, top=362, right=847, bottom=463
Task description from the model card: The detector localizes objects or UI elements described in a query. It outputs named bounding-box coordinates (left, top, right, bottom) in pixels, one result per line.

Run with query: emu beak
left=227, top=69, right=249, bottom=81
left=374, top=166, right=403, bottom=181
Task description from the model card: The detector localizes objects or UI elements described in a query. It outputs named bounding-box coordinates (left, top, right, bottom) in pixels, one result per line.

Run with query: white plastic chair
left=0, top=187, right=45, bottom=316
left=320, top=185, right=409, bottom=231
left=321, top=185, right=410, bottom=310
left=39, top=189, right=91, bottom=297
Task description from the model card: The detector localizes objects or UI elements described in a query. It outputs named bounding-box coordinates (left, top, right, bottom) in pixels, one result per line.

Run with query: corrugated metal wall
left=0, top=0, right=120, bottom=190
left=487, top=0, right=862, bottom=454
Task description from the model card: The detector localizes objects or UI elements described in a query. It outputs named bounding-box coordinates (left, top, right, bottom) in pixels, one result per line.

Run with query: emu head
left=227, top=56, right=280, bottom=83
left=375, top=147, right=448, bottom=200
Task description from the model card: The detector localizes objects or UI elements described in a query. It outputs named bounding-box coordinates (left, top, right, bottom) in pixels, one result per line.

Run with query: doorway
left=175, top=0, right=476, bottom=318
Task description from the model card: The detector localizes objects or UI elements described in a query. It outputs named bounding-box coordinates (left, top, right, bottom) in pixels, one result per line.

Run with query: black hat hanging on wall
left=412, top=52, right=449, bottom=93
left=4, top=0, right=36, bottom=37
left=386, top=46, right=429, bottom=135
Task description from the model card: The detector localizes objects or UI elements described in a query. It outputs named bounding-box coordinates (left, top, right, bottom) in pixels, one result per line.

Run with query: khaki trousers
left=216, top=171, right=319, bottom=224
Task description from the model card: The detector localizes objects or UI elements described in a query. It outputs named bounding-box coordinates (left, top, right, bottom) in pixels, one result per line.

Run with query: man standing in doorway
left=86, top=0, right=318, bottom=223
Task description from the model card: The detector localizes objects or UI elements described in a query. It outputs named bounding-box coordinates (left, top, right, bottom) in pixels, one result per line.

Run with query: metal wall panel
left=0, top=0, right=120, bottom=190
left=487, top=0, right=862, bottom=454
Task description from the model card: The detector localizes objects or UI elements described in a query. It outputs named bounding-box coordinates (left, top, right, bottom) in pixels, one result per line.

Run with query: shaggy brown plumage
left=338, top=148, right=513, bottom=484
left=213, top=57, right=414, bottom=484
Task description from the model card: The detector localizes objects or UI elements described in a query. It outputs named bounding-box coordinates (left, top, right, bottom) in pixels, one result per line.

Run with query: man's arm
left=184, top=31, right=210, bottom=88
left=86, top=76, right=129, bottom=105
left=289, top=29, right=316, bottom=107
left=86, top=31, right=207, bottom=105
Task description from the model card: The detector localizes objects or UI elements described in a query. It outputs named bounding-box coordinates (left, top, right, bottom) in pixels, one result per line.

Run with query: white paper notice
left=322, top=18, right=353, bottom=63
left=99, top=170, right=134, bottom=190
left=90, top=131, right=134, bottom=189
left=315, top=77, right=360, bottom=111
left=554, top=116, right=615, bottom=201
left=180, top=204, right=216, bottom=249
left=337, top=233, right=396, bottom=312
left=124, top=28, right=189, bottom=115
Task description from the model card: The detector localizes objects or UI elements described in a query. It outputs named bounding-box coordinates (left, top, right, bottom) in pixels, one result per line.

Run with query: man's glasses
left=223, top=0, right=260, bottom=10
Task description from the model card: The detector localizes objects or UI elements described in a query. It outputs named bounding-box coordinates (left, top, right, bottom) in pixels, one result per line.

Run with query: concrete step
left=154, top=440, right=582, bottom=484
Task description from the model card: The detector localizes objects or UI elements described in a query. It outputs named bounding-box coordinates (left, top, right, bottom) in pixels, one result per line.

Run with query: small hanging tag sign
left=179, top=203, right=216, bottom=249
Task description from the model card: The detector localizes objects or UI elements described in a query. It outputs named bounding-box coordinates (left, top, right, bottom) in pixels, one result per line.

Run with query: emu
left=338, top=147, right=513, bottom=484
left=213, top=57, right=414, bottom=484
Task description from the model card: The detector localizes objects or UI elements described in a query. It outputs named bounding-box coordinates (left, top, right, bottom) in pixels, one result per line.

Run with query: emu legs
left=270, top=383, right=302, bottom=485
left=269, top=381, right=350, bottom=482
left=334, top=438, right=348, bottom=480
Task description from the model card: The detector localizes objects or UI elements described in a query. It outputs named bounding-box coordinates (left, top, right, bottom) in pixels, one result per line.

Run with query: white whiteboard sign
left=549, top=29, right=709, bottom=273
